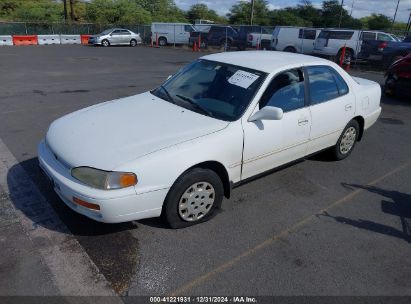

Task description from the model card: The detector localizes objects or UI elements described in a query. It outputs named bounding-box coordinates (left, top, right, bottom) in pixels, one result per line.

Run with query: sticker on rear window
left=228, top=70, right=259, bottom=89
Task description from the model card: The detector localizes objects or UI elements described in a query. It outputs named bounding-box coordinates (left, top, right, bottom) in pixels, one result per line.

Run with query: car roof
left=201, top=51, right=330, bottom=73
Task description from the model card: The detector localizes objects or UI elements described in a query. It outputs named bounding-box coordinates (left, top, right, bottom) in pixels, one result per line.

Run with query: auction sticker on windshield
left=228, top=70, right=260, bottom=89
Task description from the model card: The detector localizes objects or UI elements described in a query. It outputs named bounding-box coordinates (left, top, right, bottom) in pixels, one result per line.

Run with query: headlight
left=71, top=167, right=137, bottom=190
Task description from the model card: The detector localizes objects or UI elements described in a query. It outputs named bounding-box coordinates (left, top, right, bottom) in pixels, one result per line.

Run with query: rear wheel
left=158, top=37, right=167, bottom=46
left=331, top=120, right=359, bottom=160
left=162, top=168, right=224, bottom=228
left=384, top=74, right=397, bottom=96
left=284, top=46, right=296, bottom=53
left=130, top=39, right=137, bottom=47
left=336, top=48, right=353, bottom=64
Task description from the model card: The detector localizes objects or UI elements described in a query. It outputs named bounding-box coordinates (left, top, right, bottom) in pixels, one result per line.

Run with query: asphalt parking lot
left=0, top=45, right=410, bottom=298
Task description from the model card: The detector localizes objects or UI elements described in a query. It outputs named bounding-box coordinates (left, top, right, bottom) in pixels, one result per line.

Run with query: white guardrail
left=0, top=35, right=13, bottom=46
left=60, top=34, right=81, bottom=45
left=38, top=34, right=61, bottom=45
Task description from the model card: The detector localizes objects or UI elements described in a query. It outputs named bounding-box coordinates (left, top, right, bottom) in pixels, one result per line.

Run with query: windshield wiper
left=159, top=85, right=175, bottom=104
left=175, top=94, right=213, bottom=117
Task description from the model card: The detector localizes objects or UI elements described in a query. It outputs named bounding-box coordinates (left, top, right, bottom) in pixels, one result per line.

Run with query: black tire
left=130, top=39, right=137, bottom=47
left=158, top=37, right=167, bottom=47
left=284, top=46, right=296, bottom=53
left=336, top=48, right=353, bottom=64
left=384, top=74, right=397, bottom=96
left=331, top=120, right=360, bottom=160
left=101, top=39, right=110, bottom=47
left=162, top=168, right=224, bottom=229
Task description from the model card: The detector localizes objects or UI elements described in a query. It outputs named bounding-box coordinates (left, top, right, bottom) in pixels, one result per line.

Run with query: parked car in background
left=384, top=52, right=411, bottom=97
left=313, top=29, right=398, bottom=62
left=151, top=22, right=196, bottom=46
left=189, top=25, right=240, bottom=50
left=247, top=26, right=271, bottom=49
left=271, top=26, right=321, bottom=54
left=88, top=28, right=142, bottom=47
left=38, top=51, right=381, bottom=228
left=361, top=38, right=411, bottom=67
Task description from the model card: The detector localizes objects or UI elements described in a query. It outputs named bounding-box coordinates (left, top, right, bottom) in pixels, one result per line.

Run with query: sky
left=174, top=0, right=411, bottom=22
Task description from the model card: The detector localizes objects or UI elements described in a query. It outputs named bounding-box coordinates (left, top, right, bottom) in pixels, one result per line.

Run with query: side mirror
left=248, top=106, right=283, bottom=122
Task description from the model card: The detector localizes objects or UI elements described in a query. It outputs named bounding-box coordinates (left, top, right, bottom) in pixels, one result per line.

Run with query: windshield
left=151, top=60, right=267, bottom=121
left=99, top=29, right=113, bottom=35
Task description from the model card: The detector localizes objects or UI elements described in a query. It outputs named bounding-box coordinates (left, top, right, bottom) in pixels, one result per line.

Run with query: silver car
left=89, top=28, right=142, bottom=47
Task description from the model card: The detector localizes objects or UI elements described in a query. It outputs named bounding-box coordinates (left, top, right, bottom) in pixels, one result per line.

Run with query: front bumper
left=38, top=140, right=165, bottom=223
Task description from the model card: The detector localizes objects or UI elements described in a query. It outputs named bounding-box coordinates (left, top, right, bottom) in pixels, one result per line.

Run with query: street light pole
left=392, top=0, right=401, bottom=28
left=250, top=0, right=255, bottom=25
left=338, top=0, right=345, bottom=28
left=63, top=0, right=68, bottom=21
left=350, top=0, right=355, bottom=17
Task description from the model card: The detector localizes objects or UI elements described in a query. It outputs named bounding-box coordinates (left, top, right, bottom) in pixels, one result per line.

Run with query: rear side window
left=361, top=32, right=376, bottom=41
left=331, top=68, right=349, bottom=95
left=307, top=66, right=340, bottom=105
left=377, top=33, right=393, bottom=41
left=319, top=31, right=354, bottom=40
left=299, top=29, right=316, bottom=40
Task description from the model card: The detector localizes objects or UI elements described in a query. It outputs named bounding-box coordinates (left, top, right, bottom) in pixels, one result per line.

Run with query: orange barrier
left=12, top=35, right=38, bottom=46
left=80, top=34, right=91, bottom=45
left=193, top=41, right=198, bottom=52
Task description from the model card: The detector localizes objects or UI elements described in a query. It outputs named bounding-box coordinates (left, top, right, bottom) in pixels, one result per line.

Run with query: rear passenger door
left=299, top=29, right=317, bottom=54
left=306, top=65, right=355, bottom=154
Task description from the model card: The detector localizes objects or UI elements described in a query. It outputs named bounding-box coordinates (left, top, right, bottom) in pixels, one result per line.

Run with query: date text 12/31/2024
left=149, top=296, right=257, bottom=303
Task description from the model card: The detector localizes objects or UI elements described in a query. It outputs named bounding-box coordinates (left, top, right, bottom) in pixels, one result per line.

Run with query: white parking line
left=0, top=137, right=121, bottom=298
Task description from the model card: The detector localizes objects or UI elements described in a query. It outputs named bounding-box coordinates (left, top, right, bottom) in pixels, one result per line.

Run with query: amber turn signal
left=73, top=197, right=100, bottom=210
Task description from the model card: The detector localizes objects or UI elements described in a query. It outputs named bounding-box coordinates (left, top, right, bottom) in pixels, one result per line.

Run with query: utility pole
left=63, top=0, right=68, bottom=21
left=392, top=0, right=400, bottom=28
left=350, top=0, right=355, bottom=17
left=338, top=0, right=345, bottom=28
left=250, top=0, right=255, bottom=25
left=69, top=0, right=75, bottom=21
left=407, top=9, right=411, bottom=35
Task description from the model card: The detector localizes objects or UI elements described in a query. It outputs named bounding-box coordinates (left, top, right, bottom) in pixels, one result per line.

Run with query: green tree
left=227, top=0, right=270, bottom=25
left=86, top=0, right=151, bottom=24
left=186, top=4, right=220, bottom=23
left=11, top=0, right=62, bottom=22
left=268, top=9, right=311, bottom=27
left=137, top=0, right=187, bottom=22
left=365, top=14, right=392, bottom=30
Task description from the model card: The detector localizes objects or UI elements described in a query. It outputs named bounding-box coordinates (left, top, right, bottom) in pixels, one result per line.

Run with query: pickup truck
left=361, top=39, right=411, bottom=67
left=247, top=27, right=271, bottom=49
left=189, top=25, right=239, bottom=50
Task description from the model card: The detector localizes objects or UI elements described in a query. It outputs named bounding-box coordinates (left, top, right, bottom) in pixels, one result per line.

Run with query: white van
left=151, top=23, right=196, bottom=46
left=271, top=26, right=321, bottom=54
left=313, top=29, right=399, bottom=61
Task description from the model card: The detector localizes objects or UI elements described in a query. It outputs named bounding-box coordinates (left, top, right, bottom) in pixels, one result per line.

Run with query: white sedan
left=38, top=51, right=381, bottom=228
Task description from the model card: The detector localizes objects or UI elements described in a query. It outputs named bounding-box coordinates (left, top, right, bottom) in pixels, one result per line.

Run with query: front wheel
left=331, top=120, right=359, bottom=160
left=162, top=168, right=224, bottom=228
left=101, top=39, right=110, bottom=47
left=384, top=74, right=397, bottom=96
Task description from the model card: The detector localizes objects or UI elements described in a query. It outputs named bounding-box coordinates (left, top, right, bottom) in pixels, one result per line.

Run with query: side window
left=299, top=29, right=316, bottom=40
left=329, top=31, right=354, bottom=40
left=259, top=69, right=305, bottom=112
left=111, top=30, right=121, bottom=35
left=184, top=25, right=194, bottom=32
left=361, top=32, right=376, bottom=41
left=377, top=33, right=392, bottom=41
left=307, top=66, right=340, bottom=105
left=329, top=67, right=349, bottom=95
left=121, top=30, right=131, bottom=35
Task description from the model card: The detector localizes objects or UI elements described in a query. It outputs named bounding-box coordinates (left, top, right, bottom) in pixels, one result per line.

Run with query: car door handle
left=298, top=119, right=309, bottom=126
left=345, top=104, right=353, bottom=111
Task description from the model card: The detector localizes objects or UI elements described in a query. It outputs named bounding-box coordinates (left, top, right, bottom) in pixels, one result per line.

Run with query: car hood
left=46, top=92, right=229, bottom=170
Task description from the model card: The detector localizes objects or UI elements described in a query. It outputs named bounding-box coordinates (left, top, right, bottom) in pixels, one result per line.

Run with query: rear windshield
left=318, top=31, right=354, bottom=40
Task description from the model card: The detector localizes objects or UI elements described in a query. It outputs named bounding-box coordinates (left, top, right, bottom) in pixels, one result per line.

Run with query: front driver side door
left=241, top=68, right=311, bottom=180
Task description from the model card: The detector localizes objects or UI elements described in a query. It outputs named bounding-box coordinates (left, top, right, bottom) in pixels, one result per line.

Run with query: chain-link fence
left=0, top=21, right=152, bottom=42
